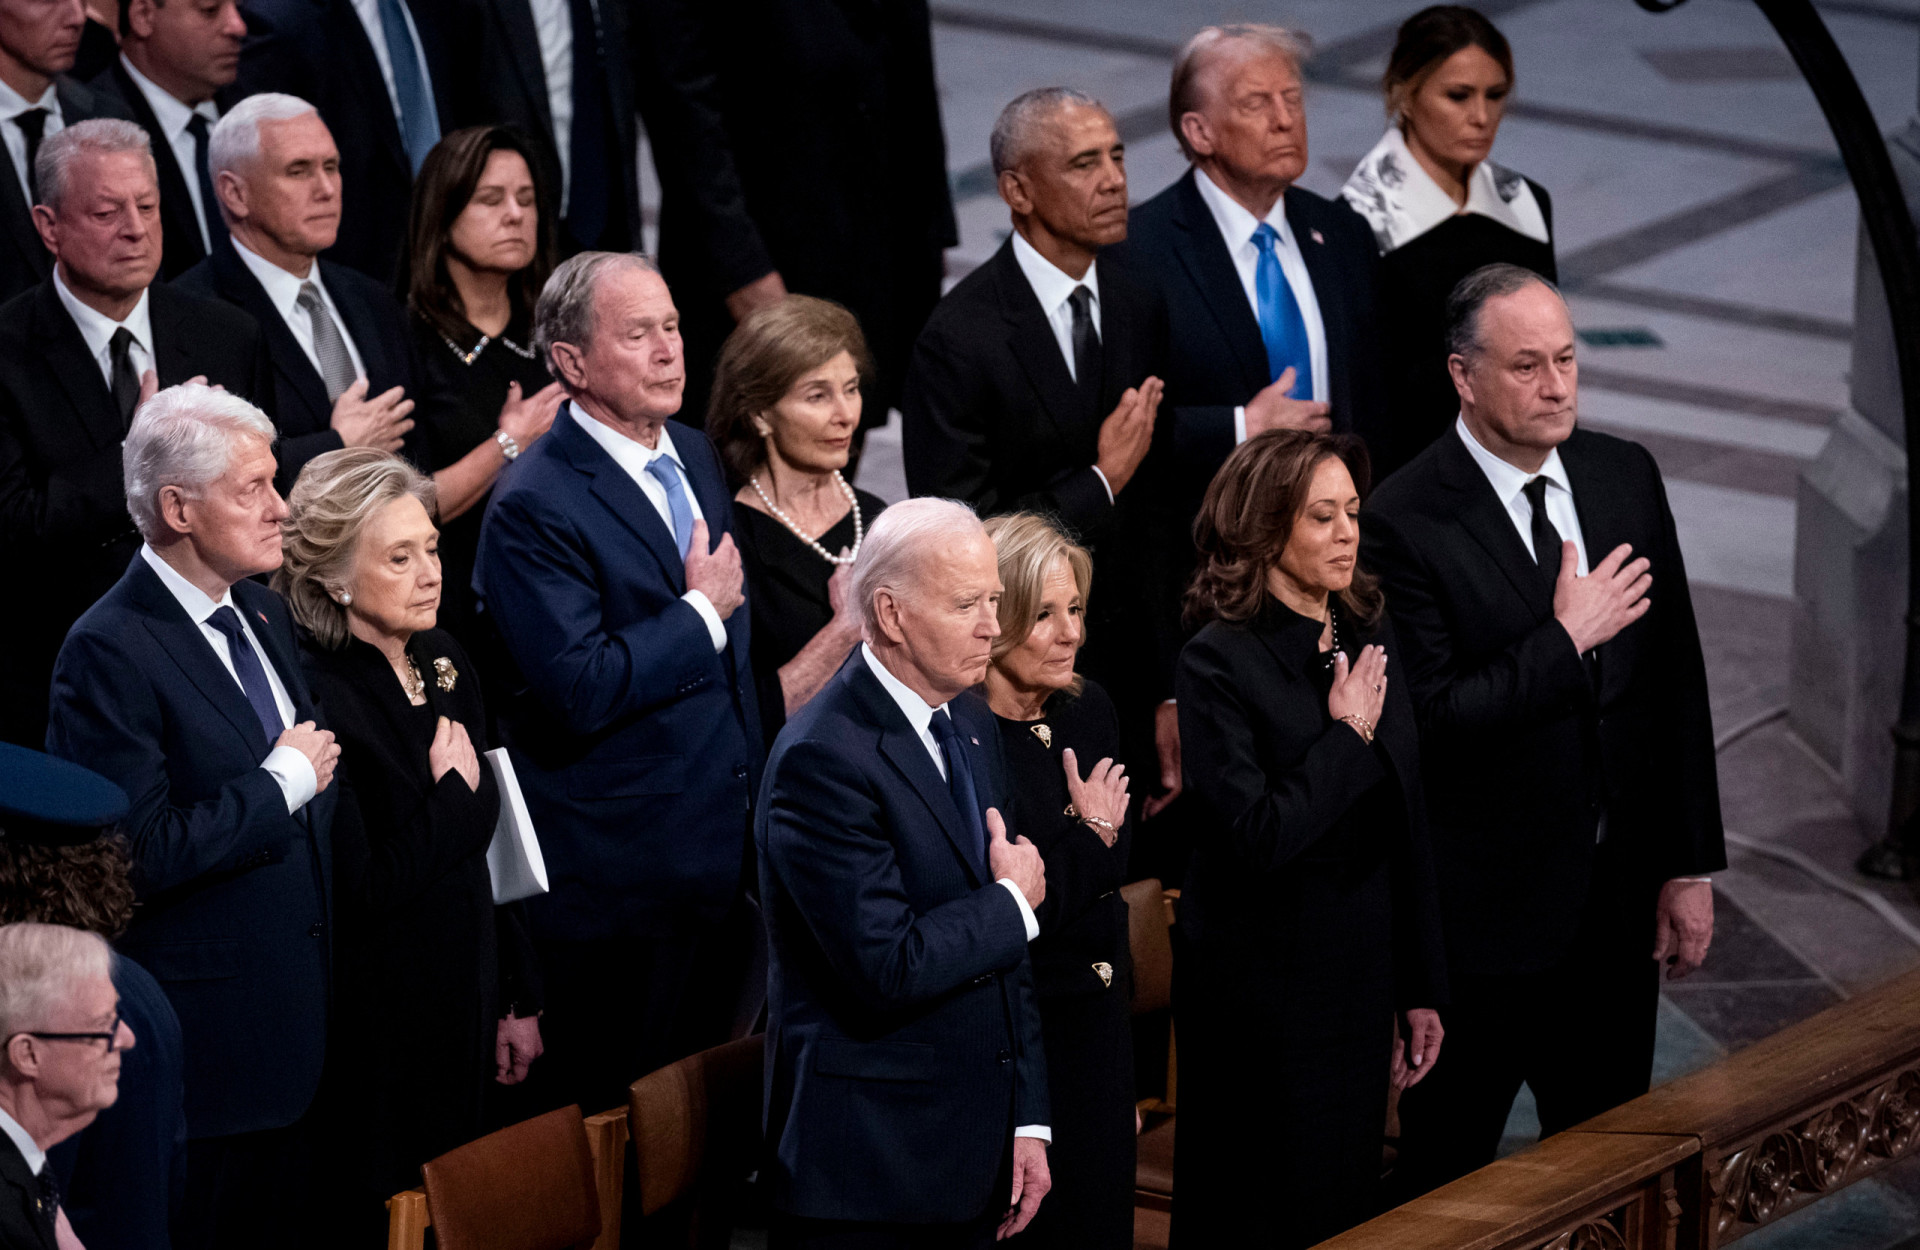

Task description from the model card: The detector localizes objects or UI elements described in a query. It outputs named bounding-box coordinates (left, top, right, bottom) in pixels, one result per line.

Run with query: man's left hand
left=1144, top=700, right=1182, bottom=820
left=726, top=270, right=789, bottom=322
left=1652, top=879, right=1714, bottom=980
left=998, top=1136, right=1051, bottom=1240
left=495, top=1011, right=544, bottom=1085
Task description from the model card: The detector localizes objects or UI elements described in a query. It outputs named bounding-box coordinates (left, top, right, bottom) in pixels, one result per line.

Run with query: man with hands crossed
left=1363, top=263, right=1724, bottom=1199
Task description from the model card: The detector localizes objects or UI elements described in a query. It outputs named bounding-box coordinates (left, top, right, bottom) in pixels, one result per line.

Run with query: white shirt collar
left=1193, top=164, right=1291, bottom=252
left=1342, top=126, right=1550, bottom=255
left=1455, top=413, right=1571, bottom=506
left=860, top=642, right=947, bottom=736
left=568, top=401, right=687, bottom=478
left=1009, top=230, right=1099, bottom=316
left=231, top=234, right=324, bottom=323
left=0, top=77, right=56, bottom=123
left=140, top=543, right=238, bottom=625
left=0, top=1106, right=46, bottom=1177
left=52, top=267, right=153, bottom=365
left=119, top=54, right=219, bottom=141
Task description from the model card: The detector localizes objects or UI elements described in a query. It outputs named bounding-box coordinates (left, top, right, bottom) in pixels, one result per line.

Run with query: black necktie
left=1068, top=284, right=1101, bottom=410
left=33, top=1166, right=58, bottom=1238
left=17, top=107, right=48, bottom=204
left=929, top=709, right=987, bottom=872
left=207, top=605, right=287, bottom=746
left=185, top=112, right=221, bottom=251
left=565, top=0, right=610, bottom=250
left=1523, top=476, right=1561, bottom=588
left=109, top=327, right=141, bottom=430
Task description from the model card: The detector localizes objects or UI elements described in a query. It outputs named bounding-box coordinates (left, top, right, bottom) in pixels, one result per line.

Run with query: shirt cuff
left=1014, top=1125, right=1052, bottom=1143
left=998, top=878, right=1040, bottom=941
left=683, top=590, right=727, bottom=653
left=1233, top=405, right=1248, bottom=445
left=261, top=744, right=317, bottom=814
left=1670, top=876, right=1714, bottom=884
left=1089, top=465, right=1115, bottom=505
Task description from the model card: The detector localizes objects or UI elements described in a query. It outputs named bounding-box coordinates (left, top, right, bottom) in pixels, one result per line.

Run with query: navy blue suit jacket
left=756, top=655, right=1047, bottom=1224
left=473, top=407, right=761, bottom=942
left=45, top=556, right=334, bottom=1139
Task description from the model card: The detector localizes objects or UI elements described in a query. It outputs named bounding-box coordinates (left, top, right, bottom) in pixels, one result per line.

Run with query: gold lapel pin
left=1032, top=724, right=1052, bottom=748
left=1092, top=962, right=1113, bottom=988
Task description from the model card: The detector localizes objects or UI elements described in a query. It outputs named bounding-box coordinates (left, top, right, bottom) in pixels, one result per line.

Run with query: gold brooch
left=1031, top=724, right=1052, bottom=748
left=1092, top=962, right=1113, bottom=988
left=433, top=657, right=458, bottom=692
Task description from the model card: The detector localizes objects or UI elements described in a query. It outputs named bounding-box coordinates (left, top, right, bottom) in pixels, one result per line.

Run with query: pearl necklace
left=439, top=331, right=538, bottom=366
left=749, top=471, right=863, bottom=566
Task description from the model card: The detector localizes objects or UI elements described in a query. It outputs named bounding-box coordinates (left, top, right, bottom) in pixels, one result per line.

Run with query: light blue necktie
left=376, top=0, right=440, bottom=174
left=645, top=454, right=695, bottom=557
left=1252, top=222, right=1313, bottom=398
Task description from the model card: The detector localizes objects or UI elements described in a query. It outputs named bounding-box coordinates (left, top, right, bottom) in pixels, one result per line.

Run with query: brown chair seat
left=1135, top=1117, right=1176, bottom=1209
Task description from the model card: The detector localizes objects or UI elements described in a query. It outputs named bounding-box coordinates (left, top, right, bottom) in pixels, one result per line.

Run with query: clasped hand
left=1062, top=747, right=1127, bottom=847
left=1327, top=645, right=1388, bottom=739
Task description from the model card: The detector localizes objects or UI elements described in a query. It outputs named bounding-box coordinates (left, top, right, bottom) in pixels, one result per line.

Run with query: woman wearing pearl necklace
left=707, top=296, right=890, bottom=747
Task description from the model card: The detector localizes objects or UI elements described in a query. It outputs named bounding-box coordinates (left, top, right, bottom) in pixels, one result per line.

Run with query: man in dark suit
left=758, top=497, right=1052, bottom=1248
left=1362, top=264, right=1724, bottom=1198
left=234, top=0, right=452, bottom=281
left=46, top=380, right=340, bottom=1249
left=0, top=0, right=131, bottom=302
left=177, top=93, right=425, bottom=493
left=0, top=119, right=270, bottom=749
left=474, top=251, right=762, bottom=1117
left=89, top=0, right=246, bottom=281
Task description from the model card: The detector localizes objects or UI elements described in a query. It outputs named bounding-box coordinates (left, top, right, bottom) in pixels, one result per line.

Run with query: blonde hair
left=0, top=923, right=110, bottom=1044
left=983, top=513, right=1093, bottom=698
left=274, top=448, right=438, bottom=649
left=1169, top=24, right=1313, bottom=161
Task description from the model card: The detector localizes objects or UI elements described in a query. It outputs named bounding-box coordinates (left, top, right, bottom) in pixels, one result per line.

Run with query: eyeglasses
left=11, top=1012, right=123, bottom=1054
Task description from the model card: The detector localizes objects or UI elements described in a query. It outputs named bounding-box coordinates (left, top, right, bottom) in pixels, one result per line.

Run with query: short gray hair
left=36, top=118, right=154, bottom=213
left=1169, top=24, right=1313, bottom=161
left=1445, top=262, right=1563, bottom=361
left=989, top=87, right=1102, bottom=176
left=123, top=381, right=278, bottom=543
left=0, top=923, right=110, bottom=1046
left=274, top=448, right=439, bottom=650
left=849, top=497, right=985, bottom=637
left=208, top=93, right=319, bottom=184
left=533, top=251, right=660, bottom=387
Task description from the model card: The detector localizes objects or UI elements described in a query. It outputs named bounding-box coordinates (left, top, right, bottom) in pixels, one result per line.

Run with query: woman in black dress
left=707, top=295, right=887, bottom=747
left=276, top=449, right=543, bottom=1238
left=980, top=513, right=1134, bottom=1250
left=1342, top=6, right=1555, bottom=480
left=404, top=126, right=567, bottom=645
left=1171, top=431, right=1447, bottom=1249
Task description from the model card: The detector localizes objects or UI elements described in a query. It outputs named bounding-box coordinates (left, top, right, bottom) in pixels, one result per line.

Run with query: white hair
left=533, top=251, right=661, bottom=390
left=849, top=497, right=985, bottom=637
left=0, top=924, right=110, bottom=1046
left=35, top=118, right=154, bottom=214
left=123, top=382, right=278, bottom=543
left=989, top=87, right=1103, bottom=176
left=208, top=93, right=319, bottom=186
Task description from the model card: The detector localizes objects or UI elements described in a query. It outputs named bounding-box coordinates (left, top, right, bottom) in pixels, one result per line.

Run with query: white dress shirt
left=0, top=1106, right=45, bottom=1179
left=1192, top=166, right=1330, bottom=442
left=528, top=0, right=576, bottom=211
left=1454, top=415, right=1588, bottom=576
left=119, top=55, right=220, bottom=252
left=139, top=545, right=318, bottom=813
left=231, top=236, right=369, bottom=383
left=1008, top=230, right=1114, bottom=505
left=53, top=268, right=154, bottom=391
left=348, top=0, right=437, bottom=130
left=858, top=643, right=1050, bottom=1143
left=568, top=403, right=727, bottom=652
left=0, top=77, right=60, bottom=208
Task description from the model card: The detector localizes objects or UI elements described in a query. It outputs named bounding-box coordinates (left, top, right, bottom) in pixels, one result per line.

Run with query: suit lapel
left=236, top=581, right=317, bottom=723
left=0, top=124, right=45, bottom=283
left=1169, top=170, right=1267, bottom=395
left=0, top=1136, right=51, bottom=1250
left=555, top=411, right=688, bottom=591
left=1287, top=189, right=1341, bottom=383
left=320, top=262, right=388, bottom=387
left=1559, top=432, right=1627, bottom=690
left=850, top=664, right=986, bottom=886
left=989, top=241, right=1090, bottom=444
left=1093, top=255, right=1135, bottom=409
left=672, top=421, right=732, bottom=545
left=331, top=0, right=408, bottom=171
left=1436, top=433, right=1554, bottom=620
left=147, top=285, right=198, bottom=387
left=218, top=248, right=329, bottom=428
left=29, top=282, right=122, bottom=452
left=114, top=64, right=205, bottom=270
left=128, top=560, right=274, bottom=758
left=492, top=0, right=554, bottom=135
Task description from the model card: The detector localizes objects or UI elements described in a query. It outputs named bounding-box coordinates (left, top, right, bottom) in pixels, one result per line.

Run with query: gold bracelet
left=1064, top=802, right=1116, bottom=834
left=1339, top=713, right=1375, bottom=744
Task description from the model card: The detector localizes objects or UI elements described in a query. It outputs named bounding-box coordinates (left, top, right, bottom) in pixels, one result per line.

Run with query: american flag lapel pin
left=1310, top=228, right=1326, bottom=245
left=257, top=611, right=269, bottom=625
left=971, top=737, right=979, bottom=746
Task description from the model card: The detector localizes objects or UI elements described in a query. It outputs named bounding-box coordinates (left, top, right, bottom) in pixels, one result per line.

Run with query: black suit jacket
left=89, top=60, right=217, bottom=282
left=46, top=558, right=335, bottom=1139
left=1361, top=428, right=1726, bottom=977
left=757, top=655, right=1046, bottom=1223
left=0, top=279, right=272, bottom=747
left=235, top=0, right=457, bottom=282
left=0, top=77, right=131, bottom=304
left=176, top=245, right=436, bottom=490
left=0, top=1132, right=53, bottom=1250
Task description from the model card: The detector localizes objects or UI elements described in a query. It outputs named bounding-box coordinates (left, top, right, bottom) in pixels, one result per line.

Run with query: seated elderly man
left=756, top=497, right=1052, bottom=1249
left=46, top=382, right=338, bottom=1250
left=0, top=921, right=136, bottom=1249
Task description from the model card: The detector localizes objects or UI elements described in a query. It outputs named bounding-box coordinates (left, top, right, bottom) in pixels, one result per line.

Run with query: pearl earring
left=755, top=422, right=773, bottom=437
left=339, top=592, right=352, bottom=605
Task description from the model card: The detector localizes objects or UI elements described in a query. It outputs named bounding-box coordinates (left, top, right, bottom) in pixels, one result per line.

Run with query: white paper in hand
left=485, top=748, right=548, bottom=904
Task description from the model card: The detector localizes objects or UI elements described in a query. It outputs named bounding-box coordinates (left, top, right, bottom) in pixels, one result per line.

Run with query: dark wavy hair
left=404, top=126, right=557, bottom=345
left=1383, top=6, right=1515, bottom=120
left=1184, top=430, right=1383, bottom=628
left=0, top=834, right=137, bottom=939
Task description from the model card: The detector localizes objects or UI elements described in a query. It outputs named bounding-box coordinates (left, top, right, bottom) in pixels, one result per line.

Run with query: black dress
left=1170, top=603, right=1446, bottom=1249
left=731, top=488, right=887, bottom=747
left=1373, top=187, right=1556, bottom=481
left=996, top=679, right=1135, bottom=1250
left=299, top=628, right=542, bottom=1234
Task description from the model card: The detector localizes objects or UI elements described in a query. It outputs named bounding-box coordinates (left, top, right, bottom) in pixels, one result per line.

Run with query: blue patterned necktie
left=1252, top=222, right=1313, bottom=397
left=644, top=454, right=695, bottom=557
left=929, top=709, right=988, bottom=871
left=376, top=0, right=440, bottom=174
left=207, top=606, right=286, bottom=745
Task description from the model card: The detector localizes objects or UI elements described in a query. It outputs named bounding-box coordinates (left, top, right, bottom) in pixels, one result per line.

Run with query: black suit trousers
left=1391, top=844, right=1661, bottom=1202
left=179, top=1118, right=315, bottom=1250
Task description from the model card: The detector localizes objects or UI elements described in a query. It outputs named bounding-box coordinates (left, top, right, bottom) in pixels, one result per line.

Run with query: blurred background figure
left=1342, top=5, right=1555, bottom=481
left=72, top=0, right=115, bottom=80
left=707, top=294, right=887, bottom=749
left=0, top=744, right=180, bottom=1250
left=1172, top=430, right=1446, bottom=1249
left=982, top=512, right=1135, bottom=1250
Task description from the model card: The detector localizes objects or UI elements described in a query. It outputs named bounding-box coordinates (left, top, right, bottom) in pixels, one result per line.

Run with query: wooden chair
left=625, top=1033, right=765, bottom=1248
left=1123, top=878, right=1179, bottom=1214
left=386, top=1106, right=629, bottom=1250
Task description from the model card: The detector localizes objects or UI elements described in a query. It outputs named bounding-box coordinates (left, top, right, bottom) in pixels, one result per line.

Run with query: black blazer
left=235, top=0, right=457, bottom=282
left=45, top=558, right=335, bottom=1140
left=89, top=60, right=217, bottom=282
left=0, top=76, right=131, bottom=304
left=176, top=245, right=436, bottom=490
left=0, top=1133, right=51, bottom=1250
left=1361, top=428, right=1726, bottom=977
left=0, top=279, right=272, bottom=748
left=757, top=655, right=1046, bottom=1224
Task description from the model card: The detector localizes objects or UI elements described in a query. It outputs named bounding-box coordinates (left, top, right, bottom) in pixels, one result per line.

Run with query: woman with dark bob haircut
left=1169, top=430, right=1448, bottom=1248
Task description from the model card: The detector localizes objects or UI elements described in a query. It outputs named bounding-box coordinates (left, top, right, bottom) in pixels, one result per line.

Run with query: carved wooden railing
left=1315, top=965, right=1920, bottom=1250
